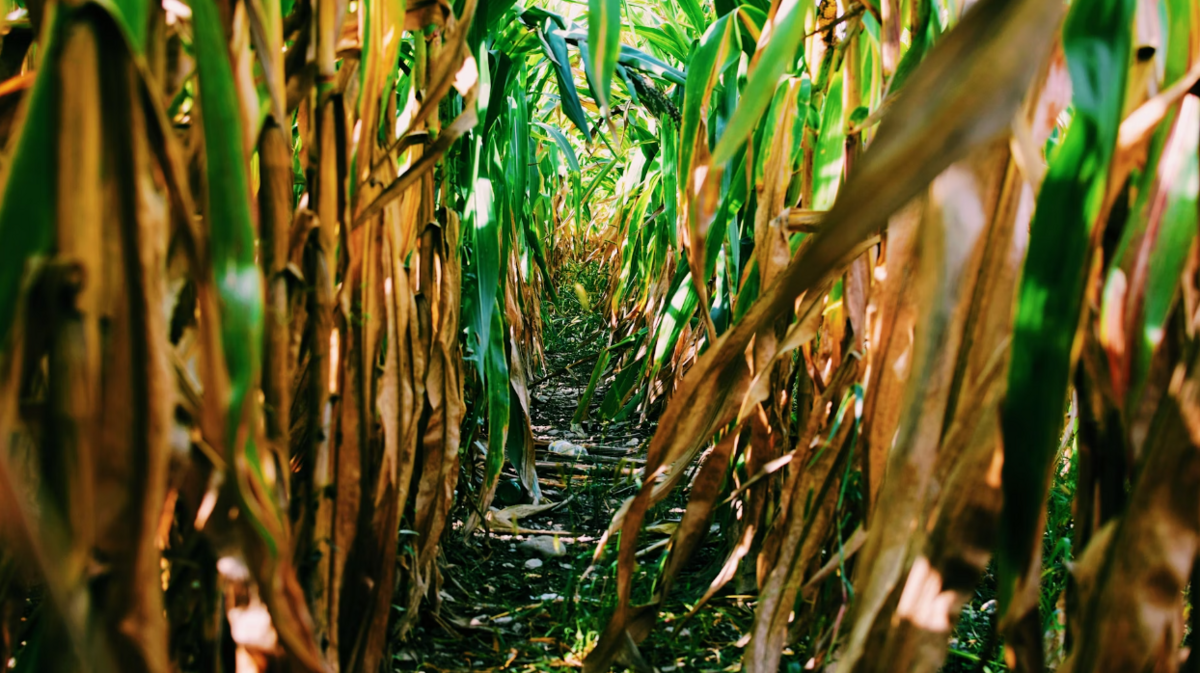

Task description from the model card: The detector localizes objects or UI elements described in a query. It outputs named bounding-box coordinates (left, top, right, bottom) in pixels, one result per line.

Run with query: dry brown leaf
left=586, top=5, right=1066, bottom=664
left=838, top=153, right=1001, bottom=673
left=1059, top=353, right=1200, bottom=673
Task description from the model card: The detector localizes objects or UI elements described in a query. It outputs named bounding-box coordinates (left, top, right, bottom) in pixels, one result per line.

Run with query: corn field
left=0, top=0, right=1198, bottom=670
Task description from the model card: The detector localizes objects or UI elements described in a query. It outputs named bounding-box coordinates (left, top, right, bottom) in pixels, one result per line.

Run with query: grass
left=542, top=259, right=610, bottom=358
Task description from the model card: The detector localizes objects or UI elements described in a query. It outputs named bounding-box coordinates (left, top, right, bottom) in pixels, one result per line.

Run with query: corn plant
left=525, top=0, right=1200, bottom=672
left=3, top=0, right=1200, bottom=672
left=0, top=0, right=481, bottom=669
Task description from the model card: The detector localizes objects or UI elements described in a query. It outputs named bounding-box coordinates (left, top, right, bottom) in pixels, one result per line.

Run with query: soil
left=395, top=328, right=755, bottom=673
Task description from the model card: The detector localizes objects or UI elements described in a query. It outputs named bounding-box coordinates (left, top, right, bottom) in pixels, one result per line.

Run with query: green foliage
left=193, top=0, right=264, bottom=452
left=998, top=0, right=1136, bottom=610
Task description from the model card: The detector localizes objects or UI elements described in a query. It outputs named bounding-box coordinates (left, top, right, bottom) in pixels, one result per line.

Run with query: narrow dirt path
left=395, top=316, right=752, bottom=672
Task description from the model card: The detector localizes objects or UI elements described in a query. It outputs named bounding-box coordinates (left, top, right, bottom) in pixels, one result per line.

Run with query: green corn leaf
left=483, top=50, right=514, bottom=136
left=650, top=266, right=699, bottom=370
left=614, top=173, right=661, bottom=307
left=506, top=73, right=529, bottom=212
left=1164, top=0, right=1194, bottom=86
left=632, top=25, right=691, bottom=62
left=734, top=259, right=759, bottom=323
left=482, top=304, right=510, bottom=497
left=619, top=44, right=687, bottom=85
left=577, top=37, right=600, bottom=105
left=485, top=0, right=519, bottom=29
left=789, top=77, right=813, bottom=166
left=679, top=11, right=740, bottom=182
left=534, top=121, right=581, bottom=173
left=706, top=156, right=747, bottom=277
left=1129, top=0, right=1199, bottom=389
left=1139, top=98, right=1200, bottom=389
left=752, top=79, right=792, bottom=186
left=94, top=0, right=149, bottom=53
left=735, top=4, right=766, bottom=57
left=0, top=9, right=62, bottom=347
left=470, top=137, right=502, bottom=376
left=812, top=72, right=844, bottom=210
left=192, top=0, right=265, bottom=453
left=711, top=0, right=813, bottom=165
left=1099, top=2, right=1195, bottom=392
left=531, top=119, right=584, bottom=232
left=572, top=348, right=612, bottom=424
left=661, top=117, right=679, bottom=248
left=539, top=24, right=593, bottom=140
left=580, top=158, right=619, bottom=206
left=522, top=5, right=568, bottom=29
left=505, top=61, right=556, bottom=301
left=675, top=0, right=707, bottom=33
left=600, top=354, right=645, bottom=418
left=998, top=0, right=1136, bottom=611
left=616, top=63, right=642, bottom=104
left=588, top=0, right=621, bottom=114
left=888, top=0, right=932, bottom=93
